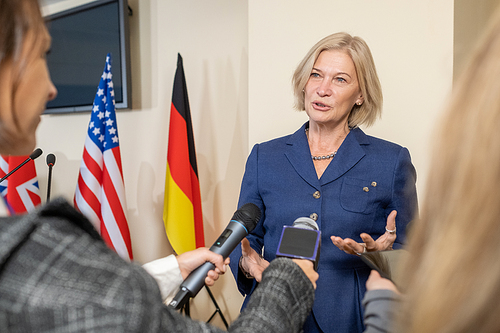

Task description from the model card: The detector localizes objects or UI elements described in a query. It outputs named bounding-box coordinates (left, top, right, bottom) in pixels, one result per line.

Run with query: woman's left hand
left=330, top=210, right=397, bottom=256
left=366, top=270, right=400, bottom=294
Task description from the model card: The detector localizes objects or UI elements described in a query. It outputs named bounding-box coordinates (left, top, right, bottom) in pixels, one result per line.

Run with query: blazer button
left=363, top=187, right=369, bottom=192
left=313, top=191, right=321, bottom=199
left=309, top=213, right=318, bottom=221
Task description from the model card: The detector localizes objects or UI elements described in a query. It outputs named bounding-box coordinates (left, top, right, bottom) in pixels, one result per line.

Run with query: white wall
left=38, top=0, right=454, bottom=328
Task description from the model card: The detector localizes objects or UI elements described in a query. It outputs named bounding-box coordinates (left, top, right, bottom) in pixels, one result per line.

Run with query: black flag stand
left=180, top=301, right=190, bottom=317
left=179, top=286, right=228, bottom=329
left=204, top=285, right=228, bottom=328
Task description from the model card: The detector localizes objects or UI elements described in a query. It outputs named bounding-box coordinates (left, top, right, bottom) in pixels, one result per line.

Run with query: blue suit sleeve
left=388, top=147, right=418, bottom=248
left=228, top=144, right=265, bottom=297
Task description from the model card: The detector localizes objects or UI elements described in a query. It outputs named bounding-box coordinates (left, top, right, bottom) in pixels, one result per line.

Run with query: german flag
left=164, top=54, right=205, bottom=254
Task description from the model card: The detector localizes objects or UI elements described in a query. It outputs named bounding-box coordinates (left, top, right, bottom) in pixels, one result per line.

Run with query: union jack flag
left=74, top=54, right=133, bottom=261
left=0, top=155, right=41, bottom=215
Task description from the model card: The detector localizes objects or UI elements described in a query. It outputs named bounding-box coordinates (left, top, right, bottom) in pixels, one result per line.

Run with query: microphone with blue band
left=276, top=217, right=321, bottom=270
left=168, top=202, right=261, bottom=310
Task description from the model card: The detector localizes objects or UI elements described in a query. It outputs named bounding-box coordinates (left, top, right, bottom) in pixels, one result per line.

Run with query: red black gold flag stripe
left=164, top=53, right=205, bottom=254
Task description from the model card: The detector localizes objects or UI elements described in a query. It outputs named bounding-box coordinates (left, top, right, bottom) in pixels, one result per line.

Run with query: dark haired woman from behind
left=0, top=0, right=317, bottom=331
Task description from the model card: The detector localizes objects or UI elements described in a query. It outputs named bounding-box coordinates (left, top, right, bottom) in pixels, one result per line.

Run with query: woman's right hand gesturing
left=239, top=238, right=270, bottom=282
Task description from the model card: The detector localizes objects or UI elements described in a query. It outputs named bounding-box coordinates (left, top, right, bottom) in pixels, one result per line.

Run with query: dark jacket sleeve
left=389, top=147, right=418, bottom=248
left=229, top=144, right=264, bottom=296
left=362, top=289, right=400, bottom=333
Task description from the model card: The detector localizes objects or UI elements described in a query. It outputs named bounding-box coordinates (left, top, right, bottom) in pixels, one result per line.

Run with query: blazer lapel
left=284, top=123, right=321, bottom=189
left=283, top=125, right=369, bottom=188
left=320, top=127, right=367, bottom=185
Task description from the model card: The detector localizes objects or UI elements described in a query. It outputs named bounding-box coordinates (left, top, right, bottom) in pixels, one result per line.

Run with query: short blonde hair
left=292, top=32, right=382, bottom=128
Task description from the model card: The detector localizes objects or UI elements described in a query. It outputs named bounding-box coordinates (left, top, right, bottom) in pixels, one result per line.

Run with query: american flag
left=0, top=155, right=41, bottom=215
left=74, top=54, right=133, bottom=261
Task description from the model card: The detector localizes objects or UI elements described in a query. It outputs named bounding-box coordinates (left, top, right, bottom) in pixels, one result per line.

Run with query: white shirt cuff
left=142, top=255, right=183, bottom=303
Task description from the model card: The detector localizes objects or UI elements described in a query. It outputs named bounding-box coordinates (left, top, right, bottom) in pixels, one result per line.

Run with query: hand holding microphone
left=239, top=216, right=321, bottom=290
left=291, top=258, right=318, bottom=289
left=176, top=248, right=230, bottom=286
left=240, top=242, right=319, bottom=289
left=168, top=203, right=261, bottom=310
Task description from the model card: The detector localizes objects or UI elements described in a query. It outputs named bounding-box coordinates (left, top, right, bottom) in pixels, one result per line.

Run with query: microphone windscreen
left=29, top=148, right=43, bottom=160
left=292, top=217, right=319, bottom=230
left=232, top=203, right=261, bottom=233
left=46, top=153, right=56, bottom=166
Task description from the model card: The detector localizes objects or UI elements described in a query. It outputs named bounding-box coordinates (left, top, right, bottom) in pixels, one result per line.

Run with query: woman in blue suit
left=228, top=32, right=418, bottom=333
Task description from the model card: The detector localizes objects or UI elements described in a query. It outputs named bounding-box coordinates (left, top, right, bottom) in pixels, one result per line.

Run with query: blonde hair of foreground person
left=395, top=7, right=500, bottom=333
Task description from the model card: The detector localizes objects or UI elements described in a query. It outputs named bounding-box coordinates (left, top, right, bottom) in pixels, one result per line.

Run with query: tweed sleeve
left=228, top=258, right=315, bottom=332
left=158, top=258, right=314, bottom=333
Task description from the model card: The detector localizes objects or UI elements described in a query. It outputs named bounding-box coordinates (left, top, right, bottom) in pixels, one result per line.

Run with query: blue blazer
left=229, top=122, right=418, bottom=333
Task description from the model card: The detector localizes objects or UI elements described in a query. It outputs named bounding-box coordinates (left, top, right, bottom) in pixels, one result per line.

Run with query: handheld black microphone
left=46, top=153, right=56, bottom=201
left=0, top=148, right=43, bottom=184
left=168, top=202, right=261, bottom=310
left=276, top=217, right=321, bottom=270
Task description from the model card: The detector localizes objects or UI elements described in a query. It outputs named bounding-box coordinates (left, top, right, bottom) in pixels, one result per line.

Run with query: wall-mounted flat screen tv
left=44, top=0, right=131, bottom=114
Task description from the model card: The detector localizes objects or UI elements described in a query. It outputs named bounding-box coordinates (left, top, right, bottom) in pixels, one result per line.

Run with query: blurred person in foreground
left=229, top=32, right=418, bottom=333
left=362, top=6, right=500, bottom=333
left=0, top=0, right=318, bottom=331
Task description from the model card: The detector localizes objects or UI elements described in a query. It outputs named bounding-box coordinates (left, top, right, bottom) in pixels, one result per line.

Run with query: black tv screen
left=44, top=0, right=131, bottom=114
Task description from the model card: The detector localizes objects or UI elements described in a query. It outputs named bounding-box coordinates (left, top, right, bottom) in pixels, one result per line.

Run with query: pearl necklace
left=312, top=151, right=337, bottom=160
left=305, top=128, right=338, bottom=161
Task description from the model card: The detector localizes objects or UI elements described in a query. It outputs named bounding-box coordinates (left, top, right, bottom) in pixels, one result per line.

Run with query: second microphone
left=276, top=217, right=321, bottom=270
left=168, top=202, right=261, bottom=310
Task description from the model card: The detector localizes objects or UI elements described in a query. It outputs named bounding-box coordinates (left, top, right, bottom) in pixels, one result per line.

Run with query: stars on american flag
left=75, top=53, right=132, bottom=261
left=89, top=55, right=120, bottom=150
